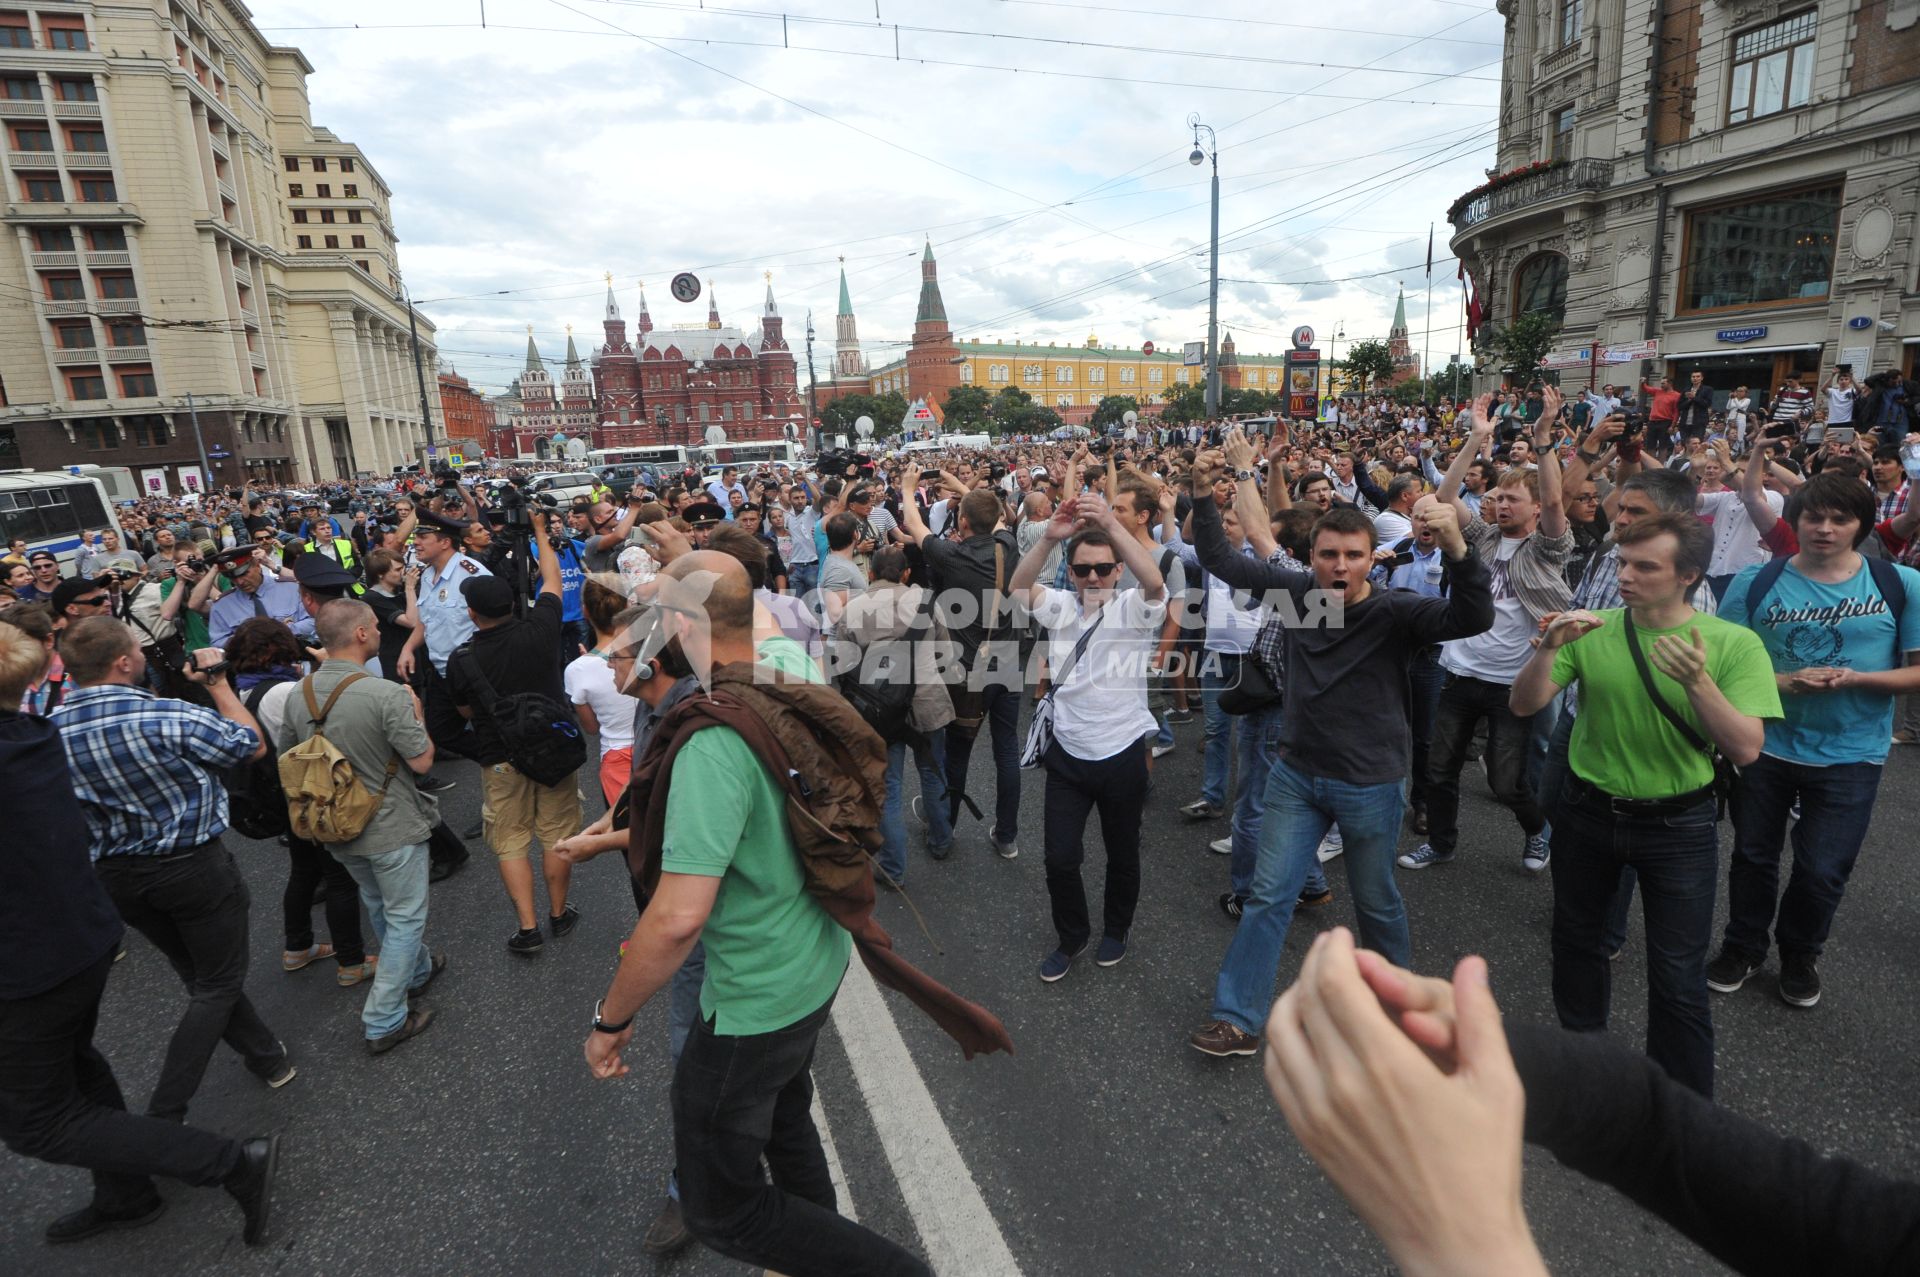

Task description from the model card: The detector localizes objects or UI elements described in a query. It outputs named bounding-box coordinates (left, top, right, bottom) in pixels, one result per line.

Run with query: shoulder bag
left=1620, top=613, right=1735, bottom=817
left=1019, top=606, right=1108, bottom=770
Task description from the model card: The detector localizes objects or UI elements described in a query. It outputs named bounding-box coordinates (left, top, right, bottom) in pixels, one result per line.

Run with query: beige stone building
left=0, top=0, right=435, bottom=492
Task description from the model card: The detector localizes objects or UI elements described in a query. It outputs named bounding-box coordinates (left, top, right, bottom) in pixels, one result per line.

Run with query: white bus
left=0, top=470, right=125, bottom=572
left=63, top=463, right=139, bottom=503
left=588, top=445, right=691, bottom=470
left=695, top=440, right=800, bottom=470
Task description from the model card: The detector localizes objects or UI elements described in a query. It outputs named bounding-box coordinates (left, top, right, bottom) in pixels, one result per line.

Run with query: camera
left=184, top=558, right=207, bottom=573
left=1089, top=437, right=1112, bottom=455
left=1619, top=410, right=1646, bottom=439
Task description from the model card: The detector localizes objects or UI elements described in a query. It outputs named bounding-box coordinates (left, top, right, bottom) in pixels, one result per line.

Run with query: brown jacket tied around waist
left=625, top=661, right=1014, bottom=1060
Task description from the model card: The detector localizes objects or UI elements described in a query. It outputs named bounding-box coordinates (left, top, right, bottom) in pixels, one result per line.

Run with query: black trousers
left=93, top=842, right=285, bottom=1123
left=1425, top=673, right=1546, bottom=854
left=418, top=660, right=474, bottom=760
left=1041, top=737, right=1149, bottom=952
left=283, top=835, right=366, bottom=964
left=0, top=951, right=241, bottom=1214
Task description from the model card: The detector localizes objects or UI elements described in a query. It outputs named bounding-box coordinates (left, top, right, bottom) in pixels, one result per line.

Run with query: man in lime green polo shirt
left=1512, top=512, right=1780, bottom=1100
left=580, top=552, right=925, bottom=1275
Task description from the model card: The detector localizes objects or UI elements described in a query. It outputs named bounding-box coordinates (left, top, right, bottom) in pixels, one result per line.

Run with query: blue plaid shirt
left=52, top=685, right=257, bottom=860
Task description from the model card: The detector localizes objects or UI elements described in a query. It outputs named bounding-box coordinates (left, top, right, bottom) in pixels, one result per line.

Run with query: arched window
left=1512, top=252, right=1568, bottom=323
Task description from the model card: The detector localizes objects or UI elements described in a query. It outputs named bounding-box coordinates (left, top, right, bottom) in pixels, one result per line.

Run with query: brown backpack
left=278, top=673, right=397, bottom=844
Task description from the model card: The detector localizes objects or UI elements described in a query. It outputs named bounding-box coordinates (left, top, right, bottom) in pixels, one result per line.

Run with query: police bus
left=0, top=470, right=126, bottom=572
left=695, top=440, right=800, bottom=470
left=587, top=445, right=690, bottom=470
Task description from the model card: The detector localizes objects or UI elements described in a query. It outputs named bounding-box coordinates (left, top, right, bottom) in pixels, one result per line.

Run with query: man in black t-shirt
left=446, top=522, right=580, bottom=956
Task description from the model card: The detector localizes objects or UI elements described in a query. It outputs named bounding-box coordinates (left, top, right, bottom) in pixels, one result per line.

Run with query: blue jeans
left=1406, top=647, right=1445, bottom=812
left=1724, top=754, right=1882, bottom=962
left=1154, top=709, right=1174, bottom=749
left=944, top=682, right=1021, bottom=844
left=787, top=560, right=818, bottom=597
left=1228, top=703, right=1325, bottom=899
left=1549, top=780, right=1719, bottom=1098
left=1211, top=759, right=1408, bottom=1034
left=880, top=734, right=952, bottom=882
left=337, top=842, right=434, bottom=1039
left=1197, top=658, right=1238, bottom=807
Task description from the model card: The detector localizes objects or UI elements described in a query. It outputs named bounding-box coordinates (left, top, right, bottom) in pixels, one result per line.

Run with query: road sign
left=1183, top=341, right=1205, bottom=367
left=1599, top=339, right=1659, bottom=364
left=670, top=272, right=701, bottom=303
left=208, top=446, right=231, bottom=459
left=1142, top=341, right=1155, bottom=356
left=448, top=453, right=464, bottom=466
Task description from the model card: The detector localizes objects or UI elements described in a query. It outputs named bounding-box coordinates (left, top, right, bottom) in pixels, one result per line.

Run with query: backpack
left=278, top=672, right=399, bottom=844
left=836, top=588, right=933, bottom=747
left=453, top=644, right=587, bottom=786
left=224, top=681, right=290, bottom=840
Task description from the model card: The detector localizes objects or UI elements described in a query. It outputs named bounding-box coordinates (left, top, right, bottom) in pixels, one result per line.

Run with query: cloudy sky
left=255, top=0, right=1505, bottom=393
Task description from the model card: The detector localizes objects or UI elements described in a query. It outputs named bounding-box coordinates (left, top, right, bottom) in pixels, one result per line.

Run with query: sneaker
left=366, top=1005, right=437, bottom=1055
left=642, top=1192, right=693, bottom=1256
left=1705, top=950, right=1761, bottom=993
left=928, top=841, right=953, bottom=862
left=282, top=943, right=334, bottom=972
left=1316, top=829, right=1345, bottom=863
left=1165, top=708, right=1195, bottom=725
left=1778, top=953, right=1821, bottom=1008
left=45, top=1197, right=165, bottom=1244
left=1298, top=885, right=1334, bottom=908
left=1150, top=741, right=1177, bottom=760
left=1522, top=833, right=1551, bottom=873
left=548, top=903, right=581, bottom=938
left=222, top=1135, right=281, bottom=1247
left=1894, top=728, right=1918, bottom=746
left=506, top=927, right=544, bottom=957
left=1188, top=1019, right=1259, bottom=1057
left=336, top=957, right=379, bottom=987
left=262, top=1043, right=296, bottom=1090
left=1038, top=944, right=1085, bottom=983
left=990, top=833, right=1020, bottom=860
left=114, top=946, right=126, bottom=963
left=1217, top=891, right=1246, bottom=919
left=1095, top=933, right=1128, bottom=967
left=1208, top=836, right=1233, bottom=855
left=1180, top=798, right=1223, bottom=820
left=1397, top=842, right=1454, bottom=870
left=415, top=773, right=458, bottom=793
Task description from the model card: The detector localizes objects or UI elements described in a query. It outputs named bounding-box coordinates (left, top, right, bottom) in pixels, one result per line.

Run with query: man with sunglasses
left=207, top=547, right=306, bottom=649
left=20, top=551, right=64, bottom=604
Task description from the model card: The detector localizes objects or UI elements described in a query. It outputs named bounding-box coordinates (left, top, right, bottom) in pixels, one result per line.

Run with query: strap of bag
left=1039, top=607, right=1108, bottom=705
left=1621, top=613, right=1711, bottom=755
left=452, top=645, right=501, bottom=718
left=303, top=670, right=369, bottom=727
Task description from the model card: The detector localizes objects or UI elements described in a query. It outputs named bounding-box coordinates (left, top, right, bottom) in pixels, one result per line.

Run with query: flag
left=1425, top=224, right=1433, bottom=277
left=1460, top=260, right=1485, bottom=343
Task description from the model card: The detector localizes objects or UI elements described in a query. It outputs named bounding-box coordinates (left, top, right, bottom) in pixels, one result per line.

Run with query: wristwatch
left=1576, top=449, right=1601, bottom=464
left=591, top=998, right=633, bottom=1035
left=1233, top=468, right=1256, bottom=481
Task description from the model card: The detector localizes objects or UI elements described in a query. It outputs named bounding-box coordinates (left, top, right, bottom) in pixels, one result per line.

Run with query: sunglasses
left=1069, top=561, right=1119, bottom=579
left=73, top=595, right=110, bottom=608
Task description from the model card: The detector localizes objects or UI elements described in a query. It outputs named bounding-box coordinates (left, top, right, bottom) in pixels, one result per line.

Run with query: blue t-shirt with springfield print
left=1720, top=557, right=1920, bottom=766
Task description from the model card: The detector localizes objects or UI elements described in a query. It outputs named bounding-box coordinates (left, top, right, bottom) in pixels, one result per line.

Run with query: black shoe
left=1410, top=805, right=1428, bottom=835
left=1778, top=953, right=1822, bottom=1008
left=45, top=1197, right=165, bottom=1244
left=223, top=1135, right=280, bottom=1247
left=548, top=904, right=581, bottom=938
left=1298, top=886, right=1334, bottom=908
left=642, top=1193, right=693, bottom=1256
left=1217, top=891, right=1246, bottom=920
left=415, top=773, right=458, bottom=794
left=1706, top=950, right=1760, bottom=994
left=461, top=821, right=484, bottom=841
left=367, top=1005, right=437, bottom=1055
left=428, top=854, right=469, bottom=884
left=507, top=927, right=544, bottom=957
left=408, top=952, right=448, bottom=999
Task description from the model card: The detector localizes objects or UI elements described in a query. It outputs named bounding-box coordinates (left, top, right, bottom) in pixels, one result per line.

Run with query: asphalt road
left=6, top=711, right=1919, bottom=1276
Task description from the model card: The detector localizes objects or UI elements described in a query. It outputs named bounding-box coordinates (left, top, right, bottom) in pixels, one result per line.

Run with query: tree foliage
left=1340, top=339, right=1396, bottom=394
left=1482, top=310, right=1561, bottom=383
left=941, top=384, right=993, bottom=434
left=818, top=391, right=909, bottom=441
left=1089, top=395, right=1141, bottom=432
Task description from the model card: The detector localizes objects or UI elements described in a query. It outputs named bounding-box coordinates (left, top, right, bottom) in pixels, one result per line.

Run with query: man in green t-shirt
left=1512, top=512, right=1781, bottom=1100
left=580, top=553, right=925, bottom=1275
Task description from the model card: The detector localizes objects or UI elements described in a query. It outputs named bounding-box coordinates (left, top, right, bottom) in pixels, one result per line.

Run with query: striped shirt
left=52, top=685, right=257, bottom=860
left=1464, top=518, right=1574, bottom=620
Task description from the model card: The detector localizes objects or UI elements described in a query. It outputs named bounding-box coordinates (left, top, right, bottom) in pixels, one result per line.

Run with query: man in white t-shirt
left=1699, top=440, right=1783, bottom=583
left=1822, top=369, right=1859, bottom=426
left=1372, top=474, right=1426, bottom=547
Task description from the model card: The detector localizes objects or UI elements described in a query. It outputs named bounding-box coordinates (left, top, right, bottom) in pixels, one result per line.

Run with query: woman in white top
left=1726, top=386, right=1752, bottom=453
left=564, top=576, right=639, bottom=805
left=1008, top=491, right=1167, bottom=983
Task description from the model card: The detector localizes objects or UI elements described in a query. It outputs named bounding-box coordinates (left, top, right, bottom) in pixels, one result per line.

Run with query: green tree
left=817, top=391, right=909, bottom=442
left=1089, top=394, right=1141, bottom=432
left=989, top=385, right=1035, bottom=435
left=941, top=384, right=993, bottom=434
left=1340, top=338, right=1396, bottom=395
left=1481, top=309, right=1561, bottom=384
left=1160, top=382, right=1207, bottom=425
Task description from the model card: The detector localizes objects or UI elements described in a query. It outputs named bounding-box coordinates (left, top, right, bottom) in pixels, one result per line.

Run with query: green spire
left=1392, top=287, right=1408, bottom=333
left=837, top=261, right=852, bottom=318
left=915, top=239, right=947, bottom=325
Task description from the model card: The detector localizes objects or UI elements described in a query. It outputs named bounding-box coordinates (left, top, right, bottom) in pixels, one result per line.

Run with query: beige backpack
left=278, top=672, right=397, bottom=844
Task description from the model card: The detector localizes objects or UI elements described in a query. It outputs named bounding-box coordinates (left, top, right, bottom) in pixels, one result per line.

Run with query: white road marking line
left=830, top=959, right=1022, bottom=1277
left=811, top=1084, right=858, bottom=1223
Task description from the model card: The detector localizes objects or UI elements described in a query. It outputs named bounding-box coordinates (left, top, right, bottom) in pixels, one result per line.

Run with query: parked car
left=524, top=471, right=600, bottom=504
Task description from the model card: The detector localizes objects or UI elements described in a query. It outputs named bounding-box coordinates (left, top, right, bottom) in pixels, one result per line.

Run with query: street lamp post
left=804, top=310, right=819, bottom=452
left=1189, top=114, right=1220, bottom=420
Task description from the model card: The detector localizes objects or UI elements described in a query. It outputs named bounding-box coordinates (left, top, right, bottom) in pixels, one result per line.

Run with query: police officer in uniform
left=397, top=510, right=486, bottom=758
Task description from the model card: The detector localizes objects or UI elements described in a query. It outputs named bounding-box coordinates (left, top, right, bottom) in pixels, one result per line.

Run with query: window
left=119, top=369, right=156, bottom=397
left=76, top=177, right=116, bottom=202
left=1148, top=367, right=1163, bottom=384
left=1729, top=11, right=1816, bottom=125
left=319, top=209, right=335, bottom=223
left=1118, top=366, right=1135, bottom=384
left=1558, top=0, right=1582, bottom=47
left=291, top=209, right=307, bottom=224
left=958, top=363, right=974, bottom=383
left=54, top=78, right=97, bottom=102
left=1550, top=106, right=1575, bottom=162
left=88, top=227, right=125, bottom=251
left=287, top=183, right=303, bottom=197
left=1511, top=252, right=1569, bottom=322
left=323, top=234, right=338, bottom=248
left=343, top=183, right=357, bottom=198
left=4, top=74, right=41, bottom=99
left=311, top=156, right=327, bottom=172
left=52, top=320, right=94, bottom=349
left=1268, top=370, right=1280, bottom=385
left=315, top=183, right=331, bottom=198
left=1022, top=364, right=1043, bottom=385
left=283, top=156, right=299, bottom=172
left=1055, top=365, right=1073, bottom=383
left=339, top=157, right=353, bottom=172
left=67, top=372, right=106, bottom=401
left=44, top=23, right=88, bottom=52
left=1681, top=184, right=1839, bottom=312
left=106, top=319, right=143, bottom=347
left=295, top=234, right=311, bottom=248
left=1087, top=366, right=1104, bottom=384
left=346, top=209, right=362, bottom=224
left=23, top=174, right=63, bottom=202
left=11, top=124, right=52, bottom=151
left=351, top=234, right=366, bottom=248
left=0, top=15, right=31, bottom=48
left=95, top=274, right=135, bottom=299
left=354, top=259, right=368, bottom=272
left=34, top=228, right=74, bottom=252
left=66, top=128, right=107, bottom=153
left=1176, top=367, right=1191, bottom=383
left=46, top=274, right=83, bottom=300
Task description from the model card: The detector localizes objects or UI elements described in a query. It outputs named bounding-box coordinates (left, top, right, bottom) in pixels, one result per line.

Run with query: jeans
left=93, top=842, right=285, bottom=1122
left=787, top=560, right=818, bottom=598
left=0, top=951, right=243, bottom=1215
left=283, top=834, right=366, bottom=965
left=1406, top=647, right=1445, bottom=812
left=1549, top=780, right=1719, bottom=1098
left=1228, top=703, right=1326, bottom=900
left=1724, top=755, right=1883, bottom=962
left=1041, top=739, right=1149, bottom=951
left=1539, top=706, right=1635, bottom=953
left=1425, top=673, right=1545, bottom=854
left=1197, top=657, right=1238, bottom=807
left=673, top=991, right=928, bottom=1276
left=944, top=681, right=1020, bottom=844
left=1212, top=759, right=1409, bottom=1035
left=880, top=735, right=952, bottom=882
left=337, top=842, right=434, bottom=1039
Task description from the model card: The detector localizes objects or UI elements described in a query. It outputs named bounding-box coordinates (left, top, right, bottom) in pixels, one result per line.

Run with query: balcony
left=0, top=100, right=47, bottom=118
left=103, top=343, right=150, bottom=363
left=62, top=151, right=112, bottom=169
left=50, top=101, right=101, bottom=120
left=249, top=348, right=267, bottom=369
left=40, top=298, right=89, bottom=315
left=1448, top=158, right=1614, bottom=233
left=238, top=306, right=258, bottom=327
left=232, top=265, right=252, bottom=288
left=9, top=148, right=57, bottom=168
left=52, top=347, right=101, bottom=367
left=84, top=250, right=128, bottom=267
left=3, top=200, right=142, bottom=224
left=29, top=250, right=78, bottom=268
left=94, top=297, right=140, bottom=314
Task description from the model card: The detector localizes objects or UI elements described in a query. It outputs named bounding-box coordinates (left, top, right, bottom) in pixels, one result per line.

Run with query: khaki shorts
left=481, top=762, right=582, bottom=862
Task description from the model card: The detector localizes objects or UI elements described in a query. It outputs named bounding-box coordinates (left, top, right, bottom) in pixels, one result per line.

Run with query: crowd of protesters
left=4, top=355, right=1919, bottom=1273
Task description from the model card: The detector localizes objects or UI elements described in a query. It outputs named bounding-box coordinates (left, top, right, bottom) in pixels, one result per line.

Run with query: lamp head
left=1189, top=147, right=1205, bottom=167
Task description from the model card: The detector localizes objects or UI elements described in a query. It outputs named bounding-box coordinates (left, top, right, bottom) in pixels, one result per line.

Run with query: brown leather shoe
left=642, top=1192, right=693, bottom=1256
left=366, top=1005, right=437, bottom=1055
left=1188, top=1019, right=1259, bottom=1057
